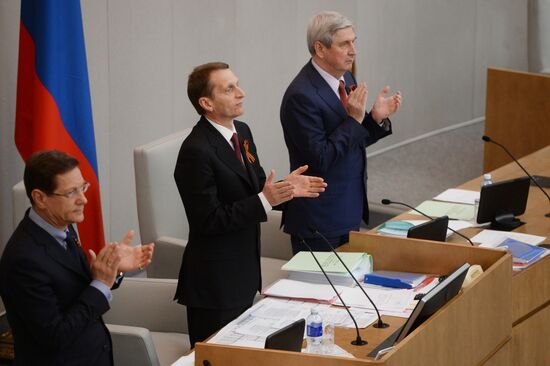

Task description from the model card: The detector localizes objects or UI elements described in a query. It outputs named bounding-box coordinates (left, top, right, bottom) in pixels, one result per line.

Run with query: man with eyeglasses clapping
left=0, top=150, right=154, bottom=366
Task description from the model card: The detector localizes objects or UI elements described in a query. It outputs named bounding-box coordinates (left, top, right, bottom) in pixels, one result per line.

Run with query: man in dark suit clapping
left=174, top=62, right=326, bottom=347
left=0, top=150, right=154, bottom=365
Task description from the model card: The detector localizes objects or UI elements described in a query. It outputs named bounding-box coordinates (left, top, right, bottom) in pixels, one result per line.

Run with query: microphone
left=298, top=235, right=368, bottom=346
left=309, top=227, right=389, bottom=329
left=381, top=199, right=475, bottom=246
left=482, top=135, right=550, bottom=218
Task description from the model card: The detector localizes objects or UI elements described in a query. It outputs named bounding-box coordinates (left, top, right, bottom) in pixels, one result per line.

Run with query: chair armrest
left=106, top=324, right=160, bottom=366
left=103, top=278, right=187, bottom=333
left=147, top=236, right=187, bottom=279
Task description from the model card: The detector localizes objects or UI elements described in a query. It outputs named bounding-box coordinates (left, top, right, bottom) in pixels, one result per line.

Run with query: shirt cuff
left=91, top=280, right=113, bottom=302
left=379, top=118, right=391, bottom=131
left=258, top=192, right=272, bottom=214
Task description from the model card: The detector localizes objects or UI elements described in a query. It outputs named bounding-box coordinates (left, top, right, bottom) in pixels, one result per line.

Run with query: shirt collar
left=28, top=207, right=68, bottom=247
left=206, top=117, right=237, bottom=146
left=311, top=58, right=346, bottom=98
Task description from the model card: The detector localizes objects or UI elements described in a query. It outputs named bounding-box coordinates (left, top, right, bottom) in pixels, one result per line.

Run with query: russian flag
left=15, top=0, right=105, bottom=254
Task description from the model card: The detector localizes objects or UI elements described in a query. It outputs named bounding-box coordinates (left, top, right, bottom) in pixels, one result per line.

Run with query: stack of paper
left=364, top=271, right=427, bottom=289
left=281, top=252, right=372, bottom=287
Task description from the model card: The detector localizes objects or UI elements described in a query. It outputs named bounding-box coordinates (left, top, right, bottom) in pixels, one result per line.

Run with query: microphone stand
left=381, top=199, right=475, bottom=246
left=299, top=236, right=368, bottom=346
left=310, top=228, right=389, bottom=329
left=482, top=135, right=550, bottom=218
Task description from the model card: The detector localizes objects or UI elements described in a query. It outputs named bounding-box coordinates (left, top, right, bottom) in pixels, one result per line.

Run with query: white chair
left=133, top=129, right=192, bottom=279
left=12, top=180, right=29, bottom=231
left=103, top=277, right=190, bottom=366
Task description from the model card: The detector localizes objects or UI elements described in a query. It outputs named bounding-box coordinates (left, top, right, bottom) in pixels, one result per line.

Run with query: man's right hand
left=262, top=169, right=294, bottom=206
left=346, top=82, right=368, bottom=122
left=89, top=244, right=121, bottom=288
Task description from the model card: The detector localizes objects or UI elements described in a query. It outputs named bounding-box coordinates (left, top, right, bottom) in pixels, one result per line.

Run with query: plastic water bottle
left=306, top=308, right=323, bottom=354
left=482, top=174, right=493, bottom=186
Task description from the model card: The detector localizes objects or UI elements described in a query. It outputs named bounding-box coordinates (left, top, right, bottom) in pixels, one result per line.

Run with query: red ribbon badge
left=243, top=139, right=256, bottom=164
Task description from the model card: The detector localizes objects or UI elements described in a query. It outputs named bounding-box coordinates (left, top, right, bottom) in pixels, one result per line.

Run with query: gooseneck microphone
left=298, top=235, right=368, bottom=346
left=381, top=199, right=475, bottom=246
left=309, top=227, right=389, bottom=329
left=482, top=135, right=550, bottom=218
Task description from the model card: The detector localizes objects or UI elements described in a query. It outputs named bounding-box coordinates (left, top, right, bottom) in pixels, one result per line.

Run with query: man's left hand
left=371, top=86, right=402, bottom=123
left=285, top=165, right=327, bottom=198
left=111, top=230, right=155, bottom=272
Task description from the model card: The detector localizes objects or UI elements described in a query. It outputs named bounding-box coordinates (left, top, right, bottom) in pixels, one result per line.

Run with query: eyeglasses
left=50, top=182, right=91, bottom=199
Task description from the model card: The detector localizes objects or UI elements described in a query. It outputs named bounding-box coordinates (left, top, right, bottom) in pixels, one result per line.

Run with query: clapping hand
left=284, top=165, right=327, bottom=197
left=371, top=86, right=402, bottom=123
left=111, top=230, right=155, bottom=272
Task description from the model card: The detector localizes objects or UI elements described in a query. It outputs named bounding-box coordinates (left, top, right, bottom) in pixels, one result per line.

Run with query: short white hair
left=307, top=11, right=354, bottom=55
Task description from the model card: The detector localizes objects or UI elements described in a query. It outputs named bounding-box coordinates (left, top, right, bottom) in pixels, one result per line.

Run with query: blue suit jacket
left=280, top=61, right=392, bottom=238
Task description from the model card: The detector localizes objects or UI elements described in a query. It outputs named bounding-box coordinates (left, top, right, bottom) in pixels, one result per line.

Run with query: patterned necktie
left=231, top=133, right=244, bottom=165
left=65, top=231, right=81, bottom=266
left=338, top=80, right=348, bottom=109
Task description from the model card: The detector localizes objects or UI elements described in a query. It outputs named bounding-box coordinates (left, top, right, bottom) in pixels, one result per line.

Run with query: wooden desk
left=378, top=145, right=550, bottom=365
left=459, top=145, right=550, bottom=365
left=195, top=235, right=511, bottom=366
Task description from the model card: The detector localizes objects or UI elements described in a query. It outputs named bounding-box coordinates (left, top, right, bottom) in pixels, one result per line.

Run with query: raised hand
left=110, top=230, right=155, bottom=272
left=346, top=82, right=368, bottom=122
left=284, top=165, right=327, bottom=197
left=371, top=86, right=402, bottom=123
left=262, top=169, right=295, bottom=206
left=89, top=244, right=121, bottom=288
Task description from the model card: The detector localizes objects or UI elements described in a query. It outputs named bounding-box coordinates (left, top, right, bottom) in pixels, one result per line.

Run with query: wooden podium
left=195, top=234, right=512, bottom=366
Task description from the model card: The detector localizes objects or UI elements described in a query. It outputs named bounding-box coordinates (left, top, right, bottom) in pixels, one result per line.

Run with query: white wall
left=0, top=0, right=528, bottom=247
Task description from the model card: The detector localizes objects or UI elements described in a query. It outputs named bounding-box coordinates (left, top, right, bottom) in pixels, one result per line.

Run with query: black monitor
left=264, top=318, right=305, bottom=352
left=476, top=176, right=530, bottom=231
left=368, top=262, right=470, bottom=358
left=394, top=262, right=470, bottom=343
left=407, top=216, right=449, bottom=242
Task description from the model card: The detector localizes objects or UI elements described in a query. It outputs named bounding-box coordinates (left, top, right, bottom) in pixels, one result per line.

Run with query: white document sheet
left=433, top=188, right=480, bottom=205
left=334, top=285, right=416, bottom=313
left=263, top=278, right=345, bottom=302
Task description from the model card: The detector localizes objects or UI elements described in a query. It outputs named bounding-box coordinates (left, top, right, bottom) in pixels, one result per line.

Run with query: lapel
left=23, top=214, right=91, bottom=281
left=305, top=60, right=348, bottom=120
left=198, top=117, right=254, bottom=190
left=236, top=123, right=260, bottom=192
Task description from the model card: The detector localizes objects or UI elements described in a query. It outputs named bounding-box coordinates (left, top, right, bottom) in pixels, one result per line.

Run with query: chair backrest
left=260, top=210, right=293, bottom=261
left=12, top=181, right=29, bottom=231
left=134, top=129, right=192, bottom=245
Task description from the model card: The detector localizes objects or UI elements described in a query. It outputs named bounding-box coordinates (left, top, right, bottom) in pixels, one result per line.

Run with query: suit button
left=103, top=344, right=110, bottom=351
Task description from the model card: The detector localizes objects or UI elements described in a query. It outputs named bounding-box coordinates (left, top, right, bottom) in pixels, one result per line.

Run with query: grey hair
left=307, top=11, right=354, bottom=55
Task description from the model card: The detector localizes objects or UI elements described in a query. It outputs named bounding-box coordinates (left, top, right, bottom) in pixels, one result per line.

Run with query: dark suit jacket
left=0, top=211, right=113, bottom=366
left=280, top=60, right=392, bottom=238
left=173, top=117, right=267, bottom=310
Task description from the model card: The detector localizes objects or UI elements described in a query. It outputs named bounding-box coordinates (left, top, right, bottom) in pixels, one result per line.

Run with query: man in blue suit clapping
left=280, top=11, right=402, bottom=254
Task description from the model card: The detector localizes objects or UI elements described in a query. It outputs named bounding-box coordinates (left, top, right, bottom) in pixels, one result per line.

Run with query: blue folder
left=364, top=271, right=427, bottom=289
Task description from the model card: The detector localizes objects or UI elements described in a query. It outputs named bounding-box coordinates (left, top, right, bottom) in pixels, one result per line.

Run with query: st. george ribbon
left=482, top=135, right=550, bottom=218
left=309, top=227, right=390, bottom=329
left=298, top=235, right=368, bottom=346
left=381, top=199, right=475, bottom=246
